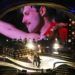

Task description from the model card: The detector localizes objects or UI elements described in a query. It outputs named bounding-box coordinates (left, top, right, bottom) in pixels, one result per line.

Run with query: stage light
left=52, top=38, right=60, bottom=54
left=26, top=39, right=36, bottom=50
left=72, top=20, right=75, bottom=24
left=53, top=43, right=60, bottom=50
left=53, top=51, right=59, bottom=54
left=6, top=39, right=9, bottom=42
left=72, top=31, right=74, bottom=35
left=53, top=38, right=60, bottom=50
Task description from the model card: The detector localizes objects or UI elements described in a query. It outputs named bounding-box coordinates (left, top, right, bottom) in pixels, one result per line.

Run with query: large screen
left=0, top=3, right=75, bottom=60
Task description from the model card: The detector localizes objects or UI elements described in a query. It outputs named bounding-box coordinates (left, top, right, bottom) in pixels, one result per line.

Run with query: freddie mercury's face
left=22, top=6, right=41, bottom=32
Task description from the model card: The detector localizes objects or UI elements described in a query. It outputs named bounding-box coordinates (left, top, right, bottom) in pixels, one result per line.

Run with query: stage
left=0, top=55, right=74, bottom=73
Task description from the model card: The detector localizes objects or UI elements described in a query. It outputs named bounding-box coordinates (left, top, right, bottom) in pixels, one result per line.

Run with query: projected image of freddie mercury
left=0, top=5, right=68, bottom=42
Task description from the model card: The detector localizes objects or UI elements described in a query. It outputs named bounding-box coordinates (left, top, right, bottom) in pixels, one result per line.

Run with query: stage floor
left=0, top=55, right=75, bottom=73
